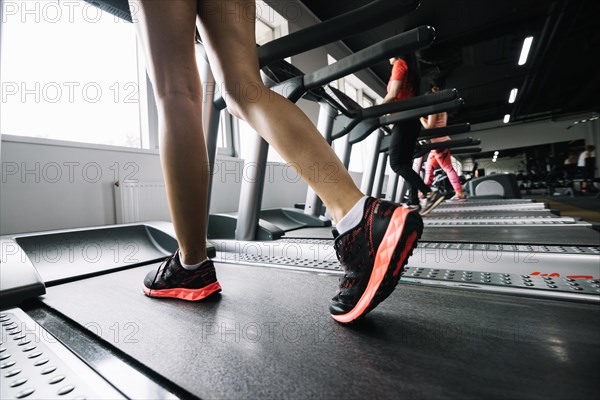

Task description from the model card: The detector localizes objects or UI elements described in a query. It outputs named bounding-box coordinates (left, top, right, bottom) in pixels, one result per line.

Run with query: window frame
left=231, top=6, right=289, bottom=161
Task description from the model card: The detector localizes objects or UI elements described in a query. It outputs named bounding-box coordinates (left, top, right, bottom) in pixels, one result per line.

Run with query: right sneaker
left=448, top=194, right=467, bottom=202
left=330, top=197, right=423, bottom=324
left=143, top=251, right=221, bottom=301
left=419, top=191, right=445, bottom=216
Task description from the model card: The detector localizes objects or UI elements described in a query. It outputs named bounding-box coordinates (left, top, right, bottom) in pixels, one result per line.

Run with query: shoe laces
left=152, top=251, right=178, bottom=286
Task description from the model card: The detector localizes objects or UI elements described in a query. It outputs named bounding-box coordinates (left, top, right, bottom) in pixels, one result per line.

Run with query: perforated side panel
left=1, top=309, right=124, bottom=400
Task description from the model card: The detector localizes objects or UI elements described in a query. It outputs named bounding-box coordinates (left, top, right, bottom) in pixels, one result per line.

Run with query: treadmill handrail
left=330, top=89, right=458, bottom=141
left=345, top=98, right=463, bottom=145
left=362, top=88, right=457, bottom=119
left=418, top=122, right=471, bottom=139
left=257, top=0, right=420, bottom=67
left=418, top=137, right=480, bottom=152
left=379, top=98, right=464, bottom=126
left=379, top=135, right=478, bottom=154
left=325, top=85, right=363, bottom=118
left=304, top=26, right=436, bottom=90
left=267, top=26, right=436, bottom=105
left=327, top=87, right=457, bottom=125
left=451, top=147, right=482, bottom=155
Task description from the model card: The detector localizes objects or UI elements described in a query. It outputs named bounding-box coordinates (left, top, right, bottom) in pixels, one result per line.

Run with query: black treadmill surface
left=40, top=263, right=599, bottom=399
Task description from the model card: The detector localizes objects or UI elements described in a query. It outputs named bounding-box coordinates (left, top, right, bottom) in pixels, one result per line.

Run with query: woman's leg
left=423, top=151, right=438, bottom=187
left=436, top=149, right=464, bottom=195
left=196, top=0, right=362, bottom=223
left=130, top=0, right=208, bottom=264
left=396, top=164, right=431, bottom=195
left=389, top=119, right=430, bottom=196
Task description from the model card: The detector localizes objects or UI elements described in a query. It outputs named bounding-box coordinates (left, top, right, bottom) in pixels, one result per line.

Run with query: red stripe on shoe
left=144, top=281, right=222, bottom=301
left=332, top=208, right=415, bottom=323
left=393, top=232, right=418, bottom=278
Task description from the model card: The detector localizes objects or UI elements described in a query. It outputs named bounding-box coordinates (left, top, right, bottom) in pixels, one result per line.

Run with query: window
left=327, top=55, right=383, bottom=174
left=256, top=18, right=275, bottom=45
left=236, top=1, right=289, bottom=163
left=344, top=83, right=358, bottom=102
left=1, top=2, right=144, bottom=148
left=194, top=45, right=234, bottom=156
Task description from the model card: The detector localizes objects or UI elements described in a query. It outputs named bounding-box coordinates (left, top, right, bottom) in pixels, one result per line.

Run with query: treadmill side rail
left=0, top=238, right=45, bottom=308
left=0, top=222, right=192, bottom=286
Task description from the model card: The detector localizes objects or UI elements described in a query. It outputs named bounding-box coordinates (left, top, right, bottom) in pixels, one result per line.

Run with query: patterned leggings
left=424, top=149, right=463, bottom=192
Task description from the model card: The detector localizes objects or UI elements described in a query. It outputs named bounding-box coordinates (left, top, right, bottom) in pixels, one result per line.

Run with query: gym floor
left=530, top=195, right=600, bottom=223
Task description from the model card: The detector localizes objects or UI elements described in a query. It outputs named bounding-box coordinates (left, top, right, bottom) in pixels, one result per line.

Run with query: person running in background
left=420, top=85, right=466, bottom=201
left=383, top=55, right=444, bottom=215
left=578, top=144, right=596, bottom=193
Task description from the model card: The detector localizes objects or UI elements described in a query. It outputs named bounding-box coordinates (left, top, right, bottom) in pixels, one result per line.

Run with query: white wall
left=454, top=118, right=600, bottom=174
left=458, top=117, right=597, bottom=152
left=462, top=154, right=527, bottom=176
left=0, top=136, right=307, bottom=235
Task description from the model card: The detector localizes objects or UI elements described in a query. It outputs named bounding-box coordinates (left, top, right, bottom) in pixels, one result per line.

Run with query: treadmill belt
left=284, top=226, right=600, bottom=246
left=40, top=263, right=599, bottom=399
left=425, top=211, right=558, bottom=218
left=421, top=226, right=600, bottom=246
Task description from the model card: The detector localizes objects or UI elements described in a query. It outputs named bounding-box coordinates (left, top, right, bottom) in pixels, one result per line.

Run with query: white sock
left=178, top=250, right=208, bottom=270
left=335, top=196, right=368, bottom=235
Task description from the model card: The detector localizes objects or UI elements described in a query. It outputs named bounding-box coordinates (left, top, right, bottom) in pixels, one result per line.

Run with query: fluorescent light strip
left=518, top=36, right=534, bottom=66
left=503, top=114, right=511, bottom=123
left=509, top=88, right=518, bottom=103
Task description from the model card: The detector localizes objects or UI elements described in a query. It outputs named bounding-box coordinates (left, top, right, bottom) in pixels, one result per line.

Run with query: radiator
left=114, top=181, right=171, bottom=224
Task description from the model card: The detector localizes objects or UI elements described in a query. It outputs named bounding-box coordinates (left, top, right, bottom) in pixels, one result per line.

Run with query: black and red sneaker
left=330, top=197, right=423, bottom=323
left=143, top=251, right=221, bottom=301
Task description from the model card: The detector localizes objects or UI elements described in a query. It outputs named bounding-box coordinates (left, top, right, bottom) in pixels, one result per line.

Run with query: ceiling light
left=503, top=114, right=511, bottom=123
left=518, top=36, right=534, bottom=66
left=508, top=88, right=518, bottom=103
left=492, top=159, right=497, bottom=163
left=494, top=151, right=499, bottom=155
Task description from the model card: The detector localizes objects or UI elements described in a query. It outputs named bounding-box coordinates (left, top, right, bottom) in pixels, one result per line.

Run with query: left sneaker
left=403, top=203, right=421, bottom=211
left=420, top=191, right=445, bottom=216
left=143, top=251, right=221, bottom=301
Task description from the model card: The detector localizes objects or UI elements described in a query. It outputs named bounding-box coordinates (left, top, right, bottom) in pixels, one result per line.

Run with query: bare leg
left=130, top=0, right=208, bottom=264
left=196, top=0, right=363, bottom=223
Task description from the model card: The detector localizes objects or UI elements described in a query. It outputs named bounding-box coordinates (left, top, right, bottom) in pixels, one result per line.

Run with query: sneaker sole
left=419, top=195, right=445, bottom=216
left=143, top=281, right=222, bottom=301
left=369, top=227, right=421, bottom=312
left=331, top=208, right=423, bottom=324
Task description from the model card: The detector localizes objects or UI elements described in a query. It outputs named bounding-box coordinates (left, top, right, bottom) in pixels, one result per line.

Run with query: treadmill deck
left=39, top=262, right=600, bottom=399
